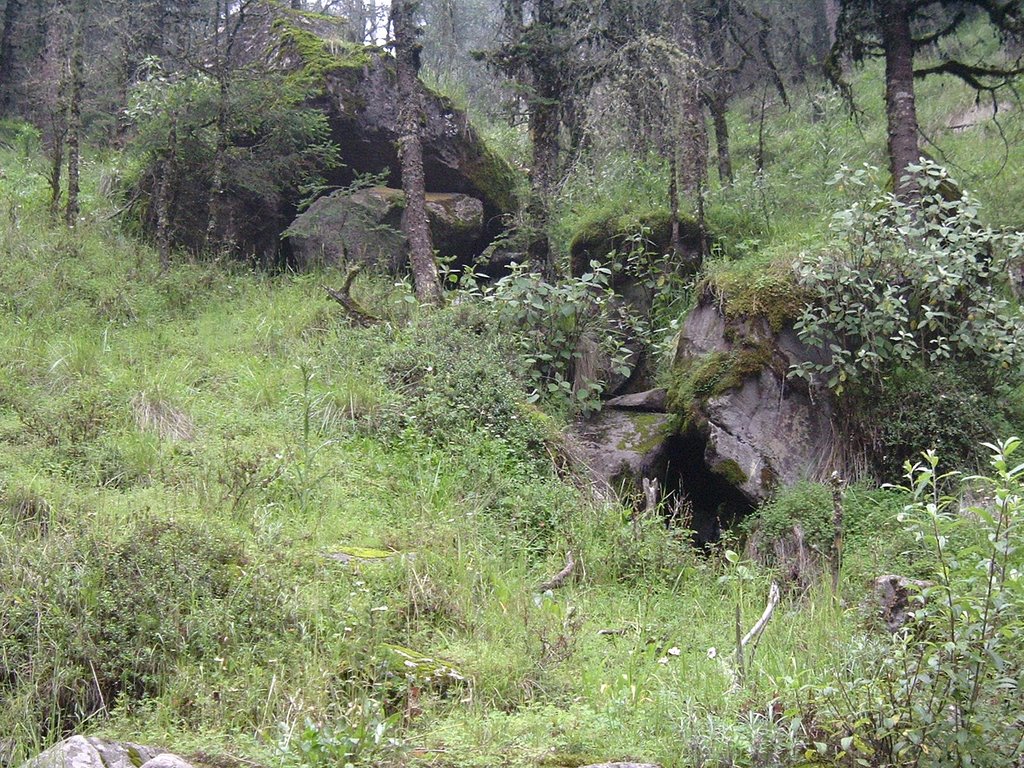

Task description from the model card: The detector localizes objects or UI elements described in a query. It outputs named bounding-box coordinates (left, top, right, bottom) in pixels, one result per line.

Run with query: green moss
left=668, top=341, right=775, bottom=419
left=712, top=459, right=748, bottom=486
left=272, top=16, right=374, bottom=80
left=702, top=254, right=808, bottom=331
left=463, top=141, right=521, bottom=215
left=615, top=412, right=674, bottom=455
left=569, top=207, right=703, bottom=273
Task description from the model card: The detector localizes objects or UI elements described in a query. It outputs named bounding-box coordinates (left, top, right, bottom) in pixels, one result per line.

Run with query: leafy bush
left=802, top=440, right=1024, bottom=767
left=479, top=261, right=649, bottom=414
left=856, top=364, right=998, bottom=480
left=791, top=162, right=1024, bottom=395
left=378, top=304, right=556, bottom=467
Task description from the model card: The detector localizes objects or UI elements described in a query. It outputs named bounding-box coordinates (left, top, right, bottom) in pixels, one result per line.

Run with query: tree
left=831, top=0, right=1024, bottom=201
left=391, top=0, right=444, bottom=305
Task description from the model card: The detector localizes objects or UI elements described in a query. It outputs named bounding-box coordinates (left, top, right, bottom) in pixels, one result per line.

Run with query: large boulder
left=265, top=6, right=517, bottom=226
left=137, top=3, right=517, bottom=266
left=287, top=186, right=485, bottom=270
left=671, top=297, right=836, bottom=503
left=570, top=408, right=676, bottom=495
left=18, top=737, right=165, bottom=768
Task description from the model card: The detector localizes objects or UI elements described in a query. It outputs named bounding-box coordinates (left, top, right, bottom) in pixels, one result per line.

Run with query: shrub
left=791, top=161, right=1024, bottom=395
left=480, top=262, right=649, bottom=415
left=378, top=304, right=557, bottom=468
left=0, top=517, right=290, bottom=739
left=801, top=440, right=1024, bottom=767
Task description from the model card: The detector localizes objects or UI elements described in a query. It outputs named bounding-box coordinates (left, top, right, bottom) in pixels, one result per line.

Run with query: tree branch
left=323, top=265, right=380, bottom=327
left=539, top=550, right=576, bottom=591
left=914, top=59, right=1024, bottom=91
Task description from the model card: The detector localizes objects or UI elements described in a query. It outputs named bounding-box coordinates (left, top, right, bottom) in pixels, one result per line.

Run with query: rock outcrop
left=571, top=405, right=675, bottom=495
left=570, top=289, right=836, bottom=543
left=671, top=297, right=836, bottom=504
left=18, top=737, right=188, bottom=768
left=287, top=186, right=486, bottom=270
left=266, top=4, right=516, bottom=248
left=138, top=2, right=517, bottom=266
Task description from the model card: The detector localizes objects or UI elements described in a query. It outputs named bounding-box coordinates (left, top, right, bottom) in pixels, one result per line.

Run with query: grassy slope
left=5, top=44, right=1021, bottom=766
left=0, top=140, right=913, bottom=768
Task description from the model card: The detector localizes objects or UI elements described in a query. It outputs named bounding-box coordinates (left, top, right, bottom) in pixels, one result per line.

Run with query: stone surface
left=20, top=737, right=164, bottom=768
left=674, top=301, right=836, bottom=503
left=570, top=409, right=675, bottom=493
left=874, top=574, right=931, bottom=633
left=288, top=186, right=485, bottom=270
left=139, top=756, right=194, bottom=768
left=262, top=5, right=518, bottom=221
left=947, top=101, right=1013, bottom=132
left=604, top=388, right=668, bottom=412
left=140, top=2, right=516, bottom=266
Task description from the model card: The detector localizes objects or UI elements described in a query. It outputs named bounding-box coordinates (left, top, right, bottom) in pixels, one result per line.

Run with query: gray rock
left=604, top=388, right=668, bottom=412
left=570, top=409, right=675, bottom=493
left=874, top=574, right=931, bottom=633
left=287, top=186, right=486, bottom=271
left=20, top=737, right=162, bottom=768
left=139, top=755, right=195, bottom=768
left=674, top=302, right=836, bottom=503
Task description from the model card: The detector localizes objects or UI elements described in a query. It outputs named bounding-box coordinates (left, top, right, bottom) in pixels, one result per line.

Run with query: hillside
left=3, top=16, right=1024, bottom=768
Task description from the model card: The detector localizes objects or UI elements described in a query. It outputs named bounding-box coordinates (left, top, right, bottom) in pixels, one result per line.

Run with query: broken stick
left=324, top=265, right=381, bottom=327
left=539, top=550, right=576, bottom=591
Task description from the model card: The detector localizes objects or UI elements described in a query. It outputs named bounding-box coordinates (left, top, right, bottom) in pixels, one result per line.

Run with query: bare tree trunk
left=881, top=0, right=921, bottom=202
left=47, top=128, right=63, bottom=218
left=155, top=119, right=178, bottom=272
left=527, top=0, right=559, bottom=281
left=708, top=93, right=732, bottom=185
left=392, top=0, right=442, bottom=305
left=0, top=0, right=22, bottom=114
left=64, top=0, right=84, bottom=228
left=678, top=75, right=708, bottom=259
left=205, top=0, right=227, bottom=252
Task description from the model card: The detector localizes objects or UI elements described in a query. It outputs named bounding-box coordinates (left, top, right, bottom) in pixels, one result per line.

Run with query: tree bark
left=155, top=119, right=178, bottom=272
left=0, top=0, right=22, bottom=114
left=881, top=0, right=921, bottom=202
left=64, top=0, right=84, bottom=228
left=527, top=0, right=559, bottom=281
left=708, top=93, right=732, bottom=185
left=392, top=0, right=442, bottom=305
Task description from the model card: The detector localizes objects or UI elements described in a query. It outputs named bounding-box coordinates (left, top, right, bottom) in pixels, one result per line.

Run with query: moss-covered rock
left=668, top=298, right=836, bottom=502
left=569, top=208, right=703, bottom=277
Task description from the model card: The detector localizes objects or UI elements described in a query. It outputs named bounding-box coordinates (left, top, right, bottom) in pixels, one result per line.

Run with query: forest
left=2, top=1, right=1024, bottom=767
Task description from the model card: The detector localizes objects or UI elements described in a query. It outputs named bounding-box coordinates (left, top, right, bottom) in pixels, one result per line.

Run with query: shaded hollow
left=660, top=429, right=755, bottom=546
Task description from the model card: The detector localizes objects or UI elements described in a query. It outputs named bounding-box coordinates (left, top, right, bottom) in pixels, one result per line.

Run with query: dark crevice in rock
left=659, top=427, right=755, bottom=546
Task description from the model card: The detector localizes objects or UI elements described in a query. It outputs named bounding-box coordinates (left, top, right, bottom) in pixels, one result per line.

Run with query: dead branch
left=539, top=550, right=576, bottom=591
left=740, top=581, right=781, bottom=651
left=323, top=265, right=381, bottom=327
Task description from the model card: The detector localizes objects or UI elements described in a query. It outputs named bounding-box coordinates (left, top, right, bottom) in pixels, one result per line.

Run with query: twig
left=539, top=550, right=576, bottom=591
left=740, top=581, right=781, bottom=650
left=323, top=265, right=381, bottom=327
left=830, top=471, right=844, bottom=594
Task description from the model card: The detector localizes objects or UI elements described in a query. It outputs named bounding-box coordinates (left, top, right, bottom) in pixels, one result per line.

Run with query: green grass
left=4, top=44, right=1022, bottom=764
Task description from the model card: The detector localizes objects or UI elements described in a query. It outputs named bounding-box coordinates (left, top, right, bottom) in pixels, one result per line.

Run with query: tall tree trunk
left=0, top=0, right=22, bottom=114
left=392, top=0, right=442, bottom=305
left=678, top=75, right=708, bottom=260
left=64, top=0, right=84, bottom=228
left=156, top=120, right=178, bottom=272
left=881, top=0, right=920, bottom=201
left=205, top=0, right=227, bottom=252
left=527, top=0, right=559, bottom=281
left=708, top=93, right=732, bottom=185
